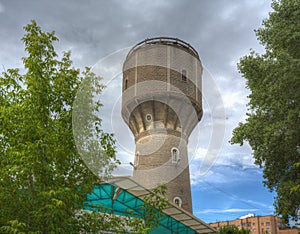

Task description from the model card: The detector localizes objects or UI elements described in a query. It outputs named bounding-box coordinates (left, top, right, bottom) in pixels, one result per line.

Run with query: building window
left=181, top=69, right=187, bottom=82
left=266, top=222, right=270, bottom=226
left=173, top=197, right=182, bottom=207
left=124, top=79, right=128, bottom=90
left=146, top=114, right=152, bottom=122
left=266, top=228, right=270, bottom=232
left=261, top=223, right=264, bottom=226
left=171, top=148, right=179, bottom=163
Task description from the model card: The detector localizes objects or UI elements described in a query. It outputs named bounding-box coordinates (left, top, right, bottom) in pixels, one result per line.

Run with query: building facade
left=121, top=37, right=203, bottom=213
left=209, top=215, right=299, bottom=234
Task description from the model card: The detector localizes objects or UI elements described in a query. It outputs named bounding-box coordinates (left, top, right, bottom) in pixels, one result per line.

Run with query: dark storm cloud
left=0, top=0, right=270, bottom=68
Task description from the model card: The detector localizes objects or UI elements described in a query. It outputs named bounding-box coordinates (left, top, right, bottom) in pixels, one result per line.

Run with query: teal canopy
left=84, top=177, right=216, bottom=234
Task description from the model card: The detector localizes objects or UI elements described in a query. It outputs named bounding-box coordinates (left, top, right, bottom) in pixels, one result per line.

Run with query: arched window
left=171, top=147, right=179, bottom=163
left=173, top=197, right=182, bottom=207
left=181, top=69, right=187, bottom=82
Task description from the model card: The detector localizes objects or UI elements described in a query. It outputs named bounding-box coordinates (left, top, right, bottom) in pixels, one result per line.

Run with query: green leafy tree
left=0, top=20, right=118, bottom=233
left=231, top=0, right=300, bottom=222
left=217, top=225, right=250, bottom=234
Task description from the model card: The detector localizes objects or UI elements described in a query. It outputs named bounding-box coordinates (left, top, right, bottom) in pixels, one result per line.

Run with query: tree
left=0, top=20, right=119, bottom=233
left=231, top=0, right=300, bottom=222
left=217, top=226, right=250, bottom=234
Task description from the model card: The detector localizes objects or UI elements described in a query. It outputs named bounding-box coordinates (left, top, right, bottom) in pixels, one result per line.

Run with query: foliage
left=0, top=20, right=103, bottom=233
left=217, top=225, right=250, bottom=234
left=142, top=184, right=169, bottom=229
left=230, top=0, right=300, bottom=222
left=0, top=220, right=27, bottom=234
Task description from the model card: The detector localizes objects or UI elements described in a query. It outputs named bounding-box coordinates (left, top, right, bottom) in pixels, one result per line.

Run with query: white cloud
left=239, top=199, right=272, bottom=210
left=190, top=163, right=262, bottom=187
left=220, top=4, right=239, bottom=21
left=222, top=91, right=247, bottom=108
left=0, top=3, right=4, bottom=13
left=195, top=208, right=258, bottom=214
left=239, top=213, right=255, bottom=219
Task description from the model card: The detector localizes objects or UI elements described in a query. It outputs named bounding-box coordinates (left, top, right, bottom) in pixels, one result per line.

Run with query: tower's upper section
left=126, top=37, right=200, bottom=60
left=122, top=37, right=203, bottom=140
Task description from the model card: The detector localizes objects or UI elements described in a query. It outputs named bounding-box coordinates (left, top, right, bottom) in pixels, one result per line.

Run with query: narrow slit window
left=134, top=151, right=139, bottom=167
left=181, top=69, right=187, bottom=82
left=124, top=79, right=128, bottom=90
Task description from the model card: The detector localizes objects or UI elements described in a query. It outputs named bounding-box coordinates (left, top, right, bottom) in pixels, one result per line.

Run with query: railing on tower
left=126, top=37, right=199, bottom=59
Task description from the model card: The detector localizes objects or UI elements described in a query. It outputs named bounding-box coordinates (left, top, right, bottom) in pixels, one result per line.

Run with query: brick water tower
left=122, top=37, right=202, bottom=213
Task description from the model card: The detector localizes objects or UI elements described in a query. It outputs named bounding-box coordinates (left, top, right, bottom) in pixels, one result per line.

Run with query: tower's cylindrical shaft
left=122, top=37, right=202, bottom=213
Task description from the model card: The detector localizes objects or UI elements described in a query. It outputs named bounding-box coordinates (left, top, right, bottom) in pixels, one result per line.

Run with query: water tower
left=122, top=37, right=202, bottom=213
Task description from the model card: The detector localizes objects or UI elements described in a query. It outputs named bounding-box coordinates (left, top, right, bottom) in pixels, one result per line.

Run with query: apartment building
left=209, top=215, right=287, bottom=234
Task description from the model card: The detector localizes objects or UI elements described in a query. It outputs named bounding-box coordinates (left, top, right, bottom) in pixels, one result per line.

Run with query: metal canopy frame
left=84, top=176, right=216, bottom=234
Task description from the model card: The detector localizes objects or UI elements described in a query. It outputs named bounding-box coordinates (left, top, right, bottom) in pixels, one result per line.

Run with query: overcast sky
left=0, top=0, right=275, bottom=223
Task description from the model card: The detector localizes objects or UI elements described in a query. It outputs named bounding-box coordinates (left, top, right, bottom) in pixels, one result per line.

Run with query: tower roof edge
left=126, top=37, right=200, bottom=60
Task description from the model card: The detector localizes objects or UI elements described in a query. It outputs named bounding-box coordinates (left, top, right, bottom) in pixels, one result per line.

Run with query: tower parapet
left=122, top=37, right=203, bottom=213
